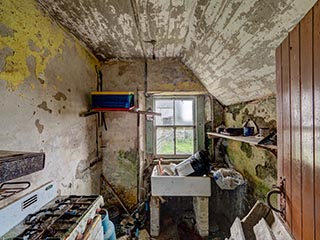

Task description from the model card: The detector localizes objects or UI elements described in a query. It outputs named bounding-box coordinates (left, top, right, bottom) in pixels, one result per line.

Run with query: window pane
left=155, top=100, right=173, bottom=125
left=175, top=100, right=194, bottom=125
left=156, top=127, right=174, bottom=155
left=176, top=127, right=194, bottom=154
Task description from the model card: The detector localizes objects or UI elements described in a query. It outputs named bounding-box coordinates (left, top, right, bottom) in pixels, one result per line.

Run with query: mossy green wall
left=224, top=96, right=277, bottom=204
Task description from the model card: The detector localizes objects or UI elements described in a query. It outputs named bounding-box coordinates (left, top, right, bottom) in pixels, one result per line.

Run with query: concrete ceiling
left=37, top=0, right=316, bottom=105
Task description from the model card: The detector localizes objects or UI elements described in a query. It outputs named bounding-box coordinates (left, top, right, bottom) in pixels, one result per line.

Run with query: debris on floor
left=138, top=229, right=151, bottom=240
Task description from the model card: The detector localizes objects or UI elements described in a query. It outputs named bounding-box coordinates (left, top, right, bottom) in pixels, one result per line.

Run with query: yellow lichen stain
left=0, top=0, right=65, bottom=90
left=74, top=40, right=100, bottom=69
left=0, top=0, right=99, bottom=90
left=30, top=83, right=35, bottom=90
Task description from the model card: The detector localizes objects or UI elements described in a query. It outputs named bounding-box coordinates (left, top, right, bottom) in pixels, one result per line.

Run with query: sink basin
left=151, top=166, right=211, bottom=196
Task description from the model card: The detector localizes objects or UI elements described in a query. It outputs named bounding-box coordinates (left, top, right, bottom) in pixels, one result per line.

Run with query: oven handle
left=0, top=181, right=31, bottom=200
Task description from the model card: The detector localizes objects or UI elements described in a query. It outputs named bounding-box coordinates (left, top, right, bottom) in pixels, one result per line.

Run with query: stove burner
left=25, top=209, right=56, bottom=225
left=13, top=196, right=100, bottom=240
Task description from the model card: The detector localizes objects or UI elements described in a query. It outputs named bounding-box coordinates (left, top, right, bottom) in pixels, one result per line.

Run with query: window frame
left=152, top=96, right=197, bottom=159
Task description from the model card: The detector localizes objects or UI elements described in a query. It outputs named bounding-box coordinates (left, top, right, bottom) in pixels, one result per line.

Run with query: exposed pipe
left=207, top=94, right=215, bottom=155
left=129, top=0, right=147, bottom=59
left=129, top=0, right=147, bottom=203
left=144, top=39, right=156, bottom=60
left=144, top=61, right=148, bottom=96
left=130, top=0, right=157, bottom=96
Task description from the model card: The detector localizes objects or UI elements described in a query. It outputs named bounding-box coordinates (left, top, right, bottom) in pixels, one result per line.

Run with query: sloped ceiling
left=37, top=0, right=316, bottom=105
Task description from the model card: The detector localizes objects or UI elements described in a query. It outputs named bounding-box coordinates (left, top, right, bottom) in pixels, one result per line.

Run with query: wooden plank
left=270, top=211, right=295, bottom=240
left=300, top=10, right=315, bottom=240
left=230, top=217, right=246, bottom=240
left=241, top=201, right=274, bottom=240
left=289, top=24, right=302, bottom=240
left=207, top=133, right=263, bottom=144
left=253, top=218, right=276, bottom=240
left=275, top=45, right=284, bottom=198
left=281, top=36, right=292, bottom=227
left=206, top=132, right=277, bottom=150
left=100, top=174, right=130, bottom=214
left=313, top=2, right=320, bottom=239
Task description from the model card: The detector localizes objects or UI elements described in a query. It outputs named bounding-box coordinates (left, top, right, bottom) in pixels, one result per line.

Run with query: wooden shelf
left=79, top=107, right=161, bottom=117
left=207, top=132, right=277, bottom=150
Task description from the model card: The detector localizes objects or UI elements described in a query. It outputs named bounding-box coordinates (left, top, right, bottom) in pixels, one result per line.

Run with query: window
left=153, top=97, right=196, bottom=157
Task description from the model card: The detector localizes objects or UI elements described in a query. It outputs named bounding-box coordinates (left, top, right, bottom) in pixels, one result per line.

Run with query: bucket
left=104, top=220, right=116, bottom=240
left=175, top=150, right=210, bottom=176
left=99, top=209, right=109, bottom=233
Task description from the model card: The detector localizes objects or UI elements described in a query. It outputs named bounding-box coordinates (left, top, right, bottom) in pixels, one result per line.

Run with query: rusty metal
left=267, top=177, right=286, bottom=219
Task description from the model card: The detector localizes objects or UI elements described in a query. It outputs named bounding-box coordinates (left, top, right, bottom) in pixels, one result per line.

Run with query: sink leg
left=193, top=196, right=209, bottom=237
left=150, top=196, right=161, bottom=236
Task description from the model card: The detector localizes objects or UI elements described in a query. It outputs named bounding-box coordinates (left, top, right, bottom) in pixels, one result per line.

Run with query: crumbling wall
left=100, top=60, right=207, bottom=208
left=206, top=96, right=277, bottom=237
left=223, top=96, right=277, bottom=205
left=0, top=0, right=100, bottom=199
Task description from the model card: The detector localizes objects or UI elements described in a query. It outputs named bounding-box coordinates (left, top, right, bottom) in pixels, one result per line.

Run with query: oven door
left=82, top=215, right=104, bottom=240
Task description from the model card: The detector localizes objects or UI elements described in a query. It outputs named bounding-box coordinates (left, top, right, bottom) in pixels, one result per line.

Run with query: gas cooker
left=0, top=183, right=104, bottom=240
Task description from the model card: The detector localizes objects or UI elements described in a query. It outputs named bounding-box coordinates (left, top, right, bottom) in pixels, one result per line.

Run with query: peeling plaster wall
left=100, top=59, right=207, bottom=207
left=37, top=0, right=142, bottom=60
left=103, top=59, right=207, bottom=92
left=182, top=0, right=317, bottom=105
left=37, top=0, right=317, bottom=105
left=223, top=97, right=277, bottom=205
left=0, top=0, right=100, bottom=202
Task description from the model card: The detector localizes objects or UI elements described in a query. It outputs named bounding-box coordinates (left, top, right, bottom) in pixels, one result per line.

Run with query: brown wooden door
left=276, top=2, right=320, bottom=239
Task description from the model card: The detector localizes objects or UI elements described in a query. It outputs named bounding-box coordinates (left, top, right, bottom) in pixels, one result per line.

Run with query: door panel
left=314, top=2, right=320, bottom=240
left=300, top=11, right=314, bottom=240
left=289, top=24, right=302, bottom=240
left=276, top=3, right=319, bottom=240
left=281, top=37, right=292, bottom=228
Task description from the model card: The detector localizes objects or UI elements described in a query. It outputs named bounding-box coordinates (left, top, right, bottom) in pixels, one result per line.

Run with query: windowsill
left=153, top=158, right=187, bottom=163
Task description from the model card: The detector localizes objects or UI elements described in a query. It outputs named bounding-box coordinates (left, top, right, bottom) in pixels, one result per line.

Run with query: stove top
left=2, top=195, right=104, bottom=240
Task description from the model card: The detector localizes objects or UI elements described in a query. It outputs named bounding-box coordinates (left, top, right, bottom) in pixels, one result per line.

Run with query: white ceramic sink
left=151, top=166, right=211, bottom=196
